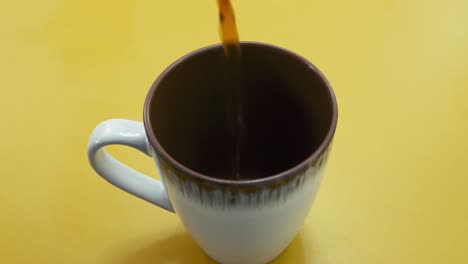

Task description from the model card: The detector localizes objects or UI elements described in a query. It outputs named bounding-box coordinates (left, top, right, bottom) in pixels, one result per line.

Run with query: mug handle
left=87, top=119, right=174, bottom=212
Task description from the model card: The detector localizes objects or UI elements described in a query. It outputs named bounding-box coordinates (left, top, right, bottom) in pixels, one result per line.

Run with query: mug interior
left=145, top=42, right=336, bottom=181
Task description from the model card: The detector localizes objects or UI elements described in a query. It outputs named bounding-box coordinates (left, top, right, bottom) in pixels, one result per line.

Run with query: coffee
left=150, top=44, right=323, bottom=181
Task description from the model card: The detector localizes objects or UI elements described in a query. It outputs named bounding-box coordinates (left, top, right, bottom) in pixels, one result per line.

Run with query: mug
left=88, top=42, right=337, bottom=264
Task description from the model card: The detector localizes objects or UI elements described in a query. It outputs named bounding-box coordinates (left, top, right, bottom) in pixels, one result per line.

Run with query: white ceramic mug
left=88, top=42, right=337, bottom=264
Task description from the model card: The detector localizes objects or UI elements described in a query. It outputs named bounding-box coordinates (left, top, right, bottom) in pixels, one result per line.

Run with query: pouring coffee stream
left=217, top=0, right=245, bottom=180
left=217, top=0, right=240, bottom=55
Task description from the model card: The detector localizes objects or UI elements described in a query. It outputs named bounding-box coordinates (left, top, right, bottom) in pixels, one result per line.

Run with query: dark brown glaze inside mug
left=145, top=42, right=336, bottom=182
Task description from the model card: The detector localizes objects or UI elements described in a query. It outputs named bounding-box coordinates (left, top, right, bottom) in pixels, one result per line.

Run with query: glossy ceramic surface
left=1, top=0, right=468, bottom=263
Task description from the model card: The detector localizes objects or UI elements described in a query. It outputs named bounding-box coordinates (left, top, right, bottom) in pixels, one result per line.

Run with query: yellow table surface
left=1, top=0, right=467, bottom=263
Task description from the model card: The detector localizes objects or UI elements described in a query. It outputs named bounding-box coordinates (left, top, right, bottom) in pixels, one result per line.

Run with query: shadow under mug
left=88, top=42, right=338, bottom=264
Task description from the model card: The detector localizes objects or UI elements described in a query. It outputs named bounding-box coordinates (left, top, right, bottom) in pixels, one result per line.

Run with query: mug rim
left=143, top=41, right=338, bottom=187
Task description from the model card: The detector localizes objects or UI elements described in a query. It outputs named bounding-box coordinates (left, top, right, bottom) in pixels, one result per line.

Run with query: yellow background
left=1, top=0, right=467, bottom=263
